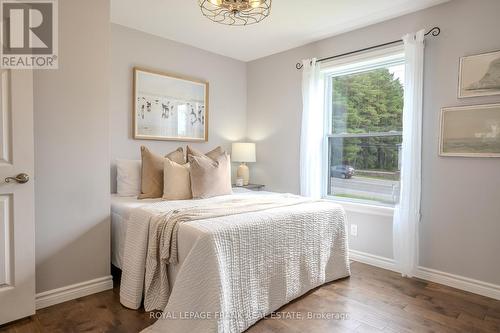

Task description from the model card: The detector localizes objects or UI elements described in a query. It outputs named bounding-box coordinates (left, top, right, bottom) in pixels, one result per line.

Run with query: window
left=323, top=48, right=405, bottom=206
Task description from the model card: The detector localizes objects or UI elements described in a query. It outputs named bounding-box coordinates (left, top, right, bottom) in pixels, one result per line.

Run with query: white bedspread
left=111, top=195, right=161, bottom=268
left=120, top=192, right=350, bottom=333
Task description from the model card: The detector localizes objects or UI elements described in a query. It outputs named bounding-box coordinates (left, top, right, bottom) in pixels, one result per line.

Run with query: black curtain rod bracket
left=295, top=26, right=440, bottom=70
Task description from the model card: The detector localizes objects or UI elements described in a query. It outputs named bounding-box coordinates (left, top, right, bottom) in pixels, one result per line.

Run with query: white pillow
left=116, top=159, right=141, bottom=196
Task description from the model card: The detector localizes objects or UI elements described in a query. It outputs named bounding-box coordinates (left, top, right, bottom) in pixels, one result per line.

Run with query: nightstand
left=233, top=184, right=265, bottom=191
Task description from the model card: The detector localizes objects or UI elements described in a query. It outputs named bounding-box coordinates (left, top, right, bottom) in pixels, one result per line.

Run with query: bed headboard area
left=110, top=143, right=234, bottom=194
left=109, top=24, right=248, bottom=193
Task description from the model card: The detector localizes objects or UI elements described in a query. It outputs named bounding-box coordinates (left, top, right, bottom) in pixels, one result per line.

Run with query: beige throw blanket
left=144, top=195, right=313, bottom=311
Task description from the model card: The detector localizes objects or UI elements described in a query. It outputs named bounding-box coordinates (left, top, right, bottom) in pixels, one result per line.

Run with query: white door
left=0, top=69, right=35, bottom=324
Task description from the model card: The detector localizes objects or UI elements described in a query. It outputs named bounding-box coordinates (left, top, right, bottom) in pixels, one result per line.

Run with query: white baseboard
left=349, top=249, right=398, bottom=273
left=414, top=266, right=500, bottom=301
left=349, top=249, right=500, bottom=301
left=35, top=276, right=113, bottom=310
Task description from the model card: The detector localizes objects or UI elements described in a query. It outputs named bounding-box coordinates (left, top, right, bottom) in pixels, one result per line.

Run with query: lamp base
left=236, top=163, right=250, bottom=186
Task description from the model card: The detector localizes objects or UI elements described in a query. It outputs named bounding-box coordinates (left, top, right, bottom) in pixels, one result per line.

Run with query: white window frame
left=320, top=45, right=405, bottom=208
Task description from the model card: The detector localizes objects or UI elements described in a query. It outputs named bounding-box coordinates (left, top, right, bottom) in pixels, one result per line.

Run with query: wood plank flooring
left=1, top=262, right=499, bottom=332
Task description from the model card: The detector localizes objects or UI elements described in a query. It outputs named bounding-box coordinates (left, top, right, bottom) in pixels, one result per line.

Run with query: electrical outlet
left=350, top=224, right=358, bottom=237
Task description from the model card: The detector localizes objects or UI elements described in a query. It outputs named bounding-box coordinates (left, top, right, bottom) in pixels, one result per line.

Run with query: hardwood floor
left=1, top=262, right=499, bottom=332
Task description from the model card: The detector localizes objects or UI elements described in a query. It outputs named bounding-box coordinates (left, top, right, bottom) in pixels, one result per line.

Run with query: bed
left=111, top=189, right=350, bottom=333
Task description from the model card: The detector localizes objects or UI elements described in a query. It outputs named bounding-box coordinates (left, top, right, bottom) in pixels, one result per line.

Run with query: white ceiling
left=111, top=0, right=450, bottom=62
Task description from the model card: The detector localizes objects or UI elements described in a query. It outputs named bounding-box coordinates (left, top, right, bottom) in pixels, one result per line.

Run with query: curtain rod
left=295, top=27, right=441, bottom=70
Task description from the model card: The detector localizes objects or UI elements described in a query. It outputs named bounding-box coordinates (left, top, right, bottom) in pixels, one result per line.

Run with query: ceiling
left=111, top=0, right=450, bottom=62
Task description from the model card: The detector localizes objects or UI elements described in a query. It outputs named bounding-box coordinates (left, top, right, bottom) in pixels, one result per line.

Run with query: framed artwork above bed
left=133, top=67, right=209, bottom=142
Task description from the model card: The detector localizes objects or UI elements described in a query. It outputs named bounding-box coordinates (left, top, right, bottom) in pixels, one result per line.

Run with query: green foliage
left=330, top=68, right=403, bottom=172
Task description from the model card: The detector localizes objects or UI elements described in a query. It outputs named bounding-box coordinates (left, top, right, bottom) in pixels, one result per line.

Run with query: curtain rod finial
left=425, top=26, right=440, bottom=37
left=296, top=62, right=304, bottom=70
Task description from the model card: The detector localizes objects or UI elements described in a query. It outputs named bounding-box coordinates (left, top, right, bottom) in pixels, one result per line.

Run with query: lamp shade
left=231, top=142, right=256, bottom=163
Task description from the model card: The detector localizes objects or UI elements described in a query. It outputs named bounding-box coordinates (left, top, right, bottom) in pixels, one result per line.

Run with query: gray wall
left=34, top=0, right=111, bottom=293
left=110, top=24, right=247, bottom=191
left=31, top=0, right=499, bottom=294
left=247, top=0, right=500, bottom=285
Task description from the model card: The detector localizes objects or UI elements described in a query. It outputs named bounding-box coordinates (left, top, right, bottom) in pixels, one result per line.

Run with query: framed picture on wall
left=458, top=50, right=500, bottom=98
left=133, top=67, right=209, bottom=141
left=439, top=104, right=500, bottom=157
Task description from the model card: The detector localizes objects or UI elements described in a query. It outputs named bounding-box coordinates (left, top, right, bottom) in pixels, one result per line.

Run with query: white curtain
left=393, top=30, right=425, bottom=277
left=300, top=59, right=324, bottom=198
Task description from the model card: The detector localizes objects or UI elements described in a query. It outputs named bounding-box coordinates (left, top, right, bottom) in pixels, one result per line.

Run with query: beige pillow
left=138, top=146, right=185, bottom=199
left=163, top=160, right=192, bottom=200
left=189, top=153, right=232, bottom=199
left=186, top=146, right=224, bottom=161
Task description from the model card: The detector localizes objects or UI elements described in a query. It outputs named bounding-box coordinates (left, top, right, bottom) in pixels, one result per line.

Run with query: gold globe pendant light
left=199, top=0, right=272, bottom=26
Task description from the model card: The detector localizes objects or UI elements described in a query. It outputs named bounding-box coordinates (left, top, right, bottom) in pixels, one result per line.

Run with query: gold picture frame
left=133, top=67, right=209, bottom=142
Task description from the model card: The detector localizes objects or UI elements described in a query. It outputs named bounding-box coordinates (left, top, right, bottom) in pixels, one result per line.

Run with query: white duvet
left=119, top=191, right=350, bottom=333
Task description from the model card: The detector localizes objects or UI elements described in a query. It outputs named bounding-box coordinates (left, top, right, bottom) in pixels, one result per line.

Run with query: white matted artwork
left=439, top=104, right=500, bottom=157
left=133, top=67, right=208, bottom=141
left=458, top=50, right=500, bottom=98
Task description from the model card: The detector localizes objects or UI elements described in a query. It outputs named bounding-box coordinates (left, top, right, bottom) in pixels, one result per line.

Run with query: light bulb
left=249, top=0, right=263, bottom=8
left=208, top=0, right=223, bottom=6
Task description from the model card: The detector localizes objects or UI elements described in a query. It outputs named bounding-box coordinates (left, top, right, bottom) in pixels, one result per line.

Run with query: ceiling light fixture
left=199, top=0, right=272, bottom=26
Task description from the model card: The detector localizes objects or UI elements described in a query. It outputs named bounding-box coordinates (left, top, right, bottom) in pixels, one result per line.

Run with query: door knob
left=5, top=173, right=30, bottom=184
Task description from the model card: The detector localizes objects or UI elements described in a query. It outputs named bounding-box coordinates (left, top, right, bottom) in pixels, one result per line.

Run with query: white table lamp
left=231, top=142, right=256, bottom=186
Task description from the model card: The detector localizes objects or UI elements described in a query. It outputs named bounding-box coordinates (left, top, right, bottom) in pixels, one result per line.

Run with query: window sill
left=324, top=196, right=395, bottom=217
